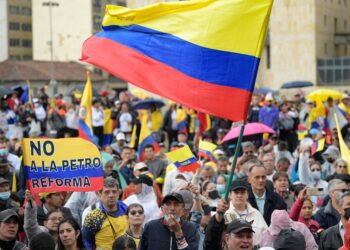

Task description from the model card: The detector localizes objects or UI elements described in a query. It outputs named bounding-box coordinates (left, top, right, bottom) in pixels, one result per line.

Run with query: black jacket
left=248, top=188, right=287, bottom=225
left=314, top=200, right=340, bottom=230
left=204, top=215, right=225, bottom=250
left=37, top=203, right=73, bottom=226
left=139, top=218, right=199, bottom=250
left=319, top=223, right=343, bottom=250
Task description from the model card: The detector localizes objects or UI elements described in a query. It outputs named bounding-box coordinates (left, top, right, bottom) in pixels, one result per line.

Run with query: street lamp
left=42, top=1, right=59, bottom=86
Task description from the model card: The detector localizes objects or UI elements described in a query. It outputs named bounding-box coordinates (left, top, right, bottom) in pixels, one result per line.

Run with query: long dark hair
left=56, top=218, right=84, bottom=250
left=112, top=235, right=137, bottom=250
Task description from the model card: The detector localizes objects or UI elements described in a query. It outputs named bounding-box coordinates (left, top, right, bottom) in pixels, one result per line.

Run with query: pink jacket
left=258, top=210, right=318, bottom=250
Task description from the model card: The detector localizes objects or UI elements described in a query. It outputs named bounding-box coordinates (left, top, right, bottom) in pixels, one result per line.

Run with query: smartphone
left=306, top=187, right=324, bottom=196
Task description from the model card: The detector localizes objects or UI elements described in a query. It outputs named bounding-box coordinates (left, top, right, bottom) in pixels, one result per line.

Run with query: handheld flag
left=102, top=109, right=113, bottom=146
left=197, top=112, right=211, bottom=135
left=335, top=114, right=350, bottom=174
left=20, top=80, right=33, bottom=104
left=198, top=140, right=218, bottom=162
left=22, top=138, right=104, bottom=193
left=166, top=145, right=200, bottom=173
left=311, top=138, right=325, bottom=155
left=78, top=72, right=94, bottom=143
left=138, top=113, right=160, bottom=161
left=81, top=0, right=273, bottom=122
left=177, top=108, right=188, bottom=134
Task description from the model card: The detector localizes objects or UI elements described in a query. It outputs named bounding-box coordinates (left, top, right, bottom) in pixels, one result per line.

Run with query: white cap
left=214, top=149, right=225, bottom=156
left=265, top=92, right=274, bottom=101
left=133, top=162, right=148, bottom=172
left=116, top=132, right=125, bottom=141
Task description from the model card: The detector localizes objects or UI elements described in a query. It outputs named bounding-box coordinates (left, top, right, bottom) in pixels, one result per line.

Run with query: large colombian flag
left=82, top=0, right=273, bottom=122
left=78, top=72, right=95, bottom=143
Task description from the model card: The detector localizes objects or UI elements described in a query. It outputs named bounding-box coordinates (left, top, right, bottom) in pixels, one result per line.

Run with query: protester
left=112, top=234, right=137, bottom=250
left=226, top=180, right=267, bottom=244
left=0, top=209, right=26, bottom=250
left=258, top=209, right=318, bottom=249
left=319, top=191, right=350, bottom=249
left=225, top=219, right=255, bottom=250
left=139, top=192, right=199, bottom=250
left=57, top=218, right=85, bottom=250
left=247, top=164, right=287, bottom=225
left=82, top=177, right=128, bottom=250
left=123, top=203, right=145, bottom=248
left=37, top=192, right=72, bottom=226
left=123, top=174, right=160, bottom=223
left=24, top=190, right=64, bottom=242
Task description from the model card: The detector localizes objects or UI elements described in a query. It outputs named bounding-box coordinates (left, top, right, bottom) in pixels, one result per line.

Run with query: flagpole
left=224, top=124, right=245, bottom=200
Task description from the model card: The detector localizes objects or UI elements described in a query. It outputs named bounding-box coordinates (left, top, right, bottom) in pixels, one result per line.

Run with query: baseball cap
left=116, top=132, right=125, bottom=141
left=177, top=190, right=193, bottom=210
left=39, top=192, right=59, bottom=200
left=132, top=174, right=153, bottom=187
left=162, top=192, right=184, bottom=205
left=133, top=162, right=148, bottom=173
left=0, top=178, right=9, bottom=185
left=0, top=209, right=19, bottom=222
left=230, top=180, right=249, bottom=192
left=226, top=219, right=254, bottom=234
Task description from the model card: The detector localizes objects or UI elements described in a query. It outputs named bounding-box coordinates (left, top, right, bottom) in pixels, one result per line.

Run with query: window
left=116, top=1, right=126, bottom=7
left=266, top=45, right=271, bottom=69
left=22, top=39, right=32, bottom=48
left=93, top=0, right=101, bottom=12
left=21, top=7, right=31, bottom=16
left=9, top=55, right=21, bottom=60
left=9, top=39, right=20, bottom=47
left=9, top=22, right=20, bottom=31
left=22, top=55, right=33, bottom=60
left=9, top=6, right=20, bottom=14
left=22, top=23, right=32, bottom=31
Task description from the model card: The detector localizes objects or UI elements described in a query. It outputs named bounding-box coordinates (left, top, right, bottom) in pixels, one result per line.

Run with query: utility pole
left=42, top=1, right=59, bottom=86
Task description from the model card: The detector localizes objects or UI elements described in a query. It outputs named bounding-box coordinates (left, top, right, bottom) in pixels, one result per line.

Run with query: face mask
left=208, top=190, right=220, bottom=200
left=164, top=213, right=180, bottom=222
left=216, top=184, right=226, bottom=194
left=344, top=207, right=350, bottom=220
left=0, top=191, right=10, bottom=201
left=310, top=171, right=321, bottom=180
left=239, top=170, right=247, bottom=178
left=0, top=149, right=8, bottom=157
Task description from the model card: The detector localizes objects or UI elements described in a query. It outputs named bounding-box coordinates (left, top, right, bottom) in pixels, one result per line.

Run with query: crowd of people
left=0, top=86, right=350, bottom=250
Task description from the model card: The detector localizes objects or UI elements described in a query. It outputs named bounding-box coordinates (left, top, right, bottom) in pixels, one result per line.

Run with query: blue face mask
left=216, top=184, right=226, bottom=194
left=310, top=171, right=321, bottom=180
left=0, top=191, right=10, bottom=200
left=0, top=149, right=8, bottom=157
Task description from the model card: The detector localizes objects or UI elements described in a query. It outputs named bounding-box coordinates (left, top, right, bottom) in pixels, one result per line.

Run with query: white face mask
left=310, top=170, right=321, bottom=180
left=0, top=191, right=10, bottom=200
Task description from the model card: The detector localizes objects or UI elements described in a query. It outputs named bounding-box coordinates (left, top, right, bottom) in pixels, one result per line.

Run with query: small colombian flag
left=311, top=138, right=325, bottom=155
left=166, top=145, right=200, bottom=173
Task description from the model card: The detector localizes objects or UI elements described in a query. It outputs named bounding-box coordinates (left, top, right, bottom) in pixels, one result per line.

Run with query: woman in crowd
left=123, top=203, right=145, bottom=248
left=215, top=175, right=227, bottom=198
left=112, top=235, right=137, bottom=250
left=225, top=180, right=267, bottom=245
left=57, top=218, right=85, bottom=250
left=290, top=187, right=322, bottom=234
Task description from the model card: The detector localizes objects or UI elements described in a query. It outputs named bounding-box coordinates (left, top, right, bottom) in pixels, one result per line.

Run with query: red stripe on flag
left=82, top=36, right=253, bottom=122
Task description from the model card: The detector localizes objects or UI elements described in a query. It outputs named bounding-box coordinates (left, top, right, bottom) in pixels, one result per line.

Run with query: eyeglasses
left=130, top=210, right=144, bottom=216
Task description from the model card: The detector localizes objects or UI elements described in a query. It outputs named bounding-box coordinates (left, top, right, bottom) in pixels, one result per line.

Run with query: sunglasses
left=130, top=210, right=144, bottom=216
left=337, top=165, right=347, bottom=169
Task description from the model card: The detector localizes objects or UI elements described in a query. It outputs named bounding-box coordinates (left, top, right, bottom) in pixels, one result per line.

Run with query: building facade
left=256, top=0, right=350, bottom=89
left=0, top=0, right=33, bottom=61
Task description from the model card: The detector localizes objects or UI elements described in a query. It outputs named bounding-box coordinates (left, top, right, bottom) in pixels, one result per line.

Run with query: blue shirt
left=254, top=191, right=266, bottom=215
